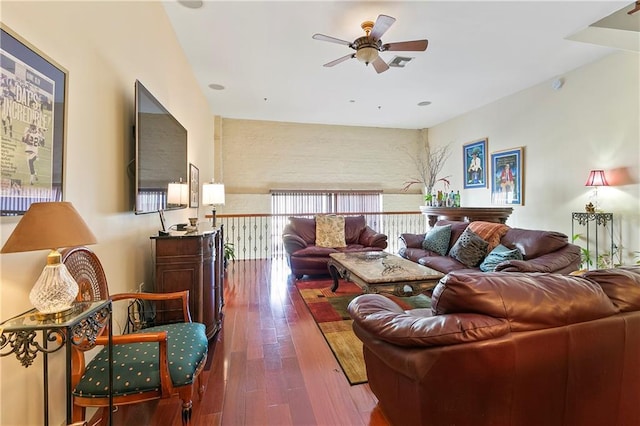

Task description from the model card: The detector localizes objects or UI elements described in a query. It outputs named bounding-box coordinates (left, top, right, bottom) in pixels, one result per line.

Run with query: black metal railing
left=214, top=212, right=427, bottom=260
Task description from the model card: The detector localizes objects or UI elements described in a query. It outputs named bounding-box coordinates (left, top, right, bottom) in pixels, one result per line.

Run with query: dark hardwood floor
left=102, top=259, right=390, bottom=425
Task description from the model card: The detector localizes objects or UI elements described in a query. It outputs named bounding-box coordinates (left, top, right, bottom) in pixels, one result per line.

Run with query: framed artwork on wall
left=0, top=26, right=67, bottom=216
left=189, top=163, right=199, bottom=208
left=463, top=138, right=487, bottom=189
left=491, top=147, right=524, bottom=205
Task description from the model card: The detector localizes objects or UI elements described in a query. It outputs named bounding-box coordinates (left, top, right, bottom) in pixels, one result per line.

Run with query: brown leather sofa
left=348, top=266, right=640, bottom=426
left=399, top=220, right=581, bottom=274
left=282, top=215, right=387, bottom=278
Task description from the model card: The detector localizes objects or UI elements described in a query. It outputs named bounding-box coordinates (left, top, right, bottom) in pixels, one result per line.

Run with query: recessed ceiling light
left=208, top=83, right=225, bottom=90
left=178, top=0, right=203, bottom=9
left=417, top=101, right=432, bottom=106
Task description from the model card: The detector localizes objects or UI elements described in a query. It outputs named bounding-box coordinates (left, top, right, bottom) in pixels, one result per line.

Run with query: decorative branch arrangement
left=402, top=141, right=452, bottom=194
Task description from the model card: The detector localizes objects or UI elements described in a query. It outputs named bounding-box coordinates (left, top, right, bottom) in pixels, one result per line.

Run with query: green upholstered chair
left=61, top=247, right=208, bottom=426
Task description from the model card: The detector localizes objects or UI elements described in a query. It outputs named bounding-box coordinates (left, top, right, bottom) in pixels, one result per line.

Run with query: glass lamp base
left=29, top=263, right=79, bottom=314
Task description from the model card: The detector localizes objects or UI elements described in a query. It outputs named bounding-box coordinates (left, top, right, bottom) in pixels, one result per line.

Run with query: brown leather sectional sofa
left=282, top=215, right=387, bottom=278
left=348, top=266, right=640, bottom=426
left=400, top=220, right=581, bottom=274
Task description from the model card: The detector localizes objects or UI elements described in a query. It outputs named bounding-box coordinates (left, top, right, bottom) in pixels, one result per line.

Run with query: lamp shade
left=1, top=202, right=97, bottom=254
left=202, top=183, right=225, bottom=205
left=585, top=170, right=609, bottom=187
left=167, top=181, right=189, bottom=205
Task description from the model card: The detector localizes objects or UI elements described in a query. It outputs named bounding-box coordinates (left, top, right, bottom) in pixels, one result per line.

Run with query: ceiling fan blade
left=382, top=39, right=429, bottom=52
left=370, top=14, right=396, bottom=40
left=312, top=33, right=352, bottom=47
left=323, top=53, right=355, bottom=67
left=371, top=56, right=389, bottom=74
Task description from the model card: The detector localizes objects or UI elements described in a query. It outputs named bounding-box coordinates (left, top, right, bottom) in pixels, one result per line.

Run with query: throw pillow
left=468, top=221, right=510, bottom=252
left=479, top=244, right=523, bottom=272
left=315, top=215, right=346, bottom=248
left=422, top=224, right=452, bottom=256
left=449, top=227, right=489, bottom=268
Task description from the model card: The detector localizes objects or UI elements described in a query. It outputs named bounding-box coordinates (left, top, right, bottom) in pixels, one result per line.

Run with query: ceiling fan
left=312, top=14, right=428, bottom=74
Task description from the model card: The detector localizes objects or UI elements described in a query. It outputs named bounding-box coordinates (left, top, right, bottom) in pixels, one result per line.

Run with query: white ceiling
left=163, top=1, right=638, bottom=129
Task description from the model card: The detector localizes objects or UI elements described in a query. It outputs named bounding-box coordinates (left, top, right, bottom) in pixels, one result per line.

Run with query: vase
left=423, top=185, right=433, bottom=206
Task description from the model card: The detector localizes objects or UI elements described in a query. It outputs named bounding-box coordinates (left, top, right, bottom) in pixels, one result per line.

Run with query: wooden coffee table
left=327, top=252, right=444, bottom=296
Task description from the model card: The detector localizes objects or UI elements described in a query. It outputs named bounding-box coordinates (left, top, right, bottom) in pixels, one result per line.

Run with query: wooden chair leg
left=197, top=373, right=207, bottom=400
left=181, top=399, right=193, bottom=426
left=72, top=403, right=86, bottom=425
left=179, top=387, right=195, bottom=426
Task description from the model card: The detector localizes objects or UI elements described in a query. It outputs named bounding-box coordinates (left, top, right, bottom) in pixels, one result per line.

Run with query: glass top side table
left=571, top=212, right=614, bottom=270
left=1, top=300, right=112, bottom=426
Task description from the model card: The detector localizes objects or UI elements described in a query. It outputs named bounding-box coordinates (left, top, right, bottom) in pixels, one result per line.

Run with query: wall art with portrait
left=491, top=147, right=524, bottom=205
left=463, top=138, right=487, bottom=189
left=0, top=26, right=67, bottom=216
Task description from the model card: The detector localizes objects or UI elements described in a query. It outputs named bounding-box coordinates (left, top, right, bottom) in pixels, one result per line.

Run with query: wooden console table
left=419, top=206, right=513, bottom=227
left=151, top=226, right=224, bottom=340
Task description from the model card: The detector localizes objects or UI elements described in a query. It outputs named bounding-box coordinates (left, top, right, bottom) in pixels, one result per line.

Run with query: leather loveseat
left=399, top=220, right=580, bottom=274
left=283, top=215, right=387, bottom=278
left=348, top=266, right=640, bottom=426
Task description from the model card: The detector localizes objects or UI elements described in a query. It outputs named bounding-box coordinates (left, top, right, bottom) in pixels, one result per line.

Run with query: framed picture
left=463, top=138, right=487, bottom=189
left=189, top=163, right=199, bottom=208
left=1, top=26, right=67, bottom=216
left=491, top=147, right=524, bottom=205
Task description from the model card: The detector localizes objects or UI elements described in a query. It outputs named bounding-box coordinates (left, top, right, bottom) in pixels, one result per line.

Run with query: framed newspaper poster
left=1, top=26, right=67, bottom=216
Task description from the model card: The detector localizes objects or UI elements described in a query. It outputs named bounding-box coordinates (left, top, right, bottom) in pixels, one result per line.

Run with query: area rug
left=295, top=277, right=431, bottom=385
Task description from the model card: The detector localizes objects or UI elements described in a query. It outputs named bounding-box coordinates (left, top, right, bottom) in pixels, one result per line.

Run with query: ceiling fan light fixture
left=356, top=46, right=379, bottom=65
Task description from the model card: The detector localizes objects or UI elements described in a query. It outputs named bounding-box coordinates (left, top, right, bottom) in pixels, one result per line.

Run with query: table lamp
left=584, top=169, right=609, bottom=211
left=1, top=202, right=97, bottom=317
left=167, top=178, right=189, bottom=207
left=202, top=182, right=225, bottom=227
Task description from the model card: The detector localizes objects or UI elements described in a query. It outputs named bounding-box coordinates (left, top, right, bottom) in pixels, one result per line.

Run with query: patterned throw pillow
left=468, top=221, right=510, bottom=252
left=315, top=215, right=347, bottom=248
left=422, top=224, right=452, bottom=256
left=479, top=244, right=523, bottom=272
left=449, top=227, right=489, bottom=268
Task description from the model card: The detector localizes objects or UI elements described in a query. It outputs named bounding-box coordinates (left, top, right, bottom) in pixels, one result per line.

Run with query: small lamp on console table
left=202, top=182, right=225, bottom=227
left=167, top=178, right=189, bottom=207
left=584, top=169, right=609, bottom=212
left=1, top=202, right=97, bottom=318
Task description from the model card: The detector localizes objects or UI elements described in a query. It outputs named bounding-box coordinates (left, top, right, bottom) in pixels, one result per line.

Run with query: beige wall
left=218, top=119, right=426, bottom=214
left=0, top=2, right=215, bottom=425
left=429, top=50, right=639, bottom=265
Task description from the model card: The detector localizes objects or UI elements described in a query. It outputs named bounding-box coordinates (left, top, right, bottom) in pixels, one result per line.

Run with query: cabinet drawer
left=155, top=234, right=214, bottom=259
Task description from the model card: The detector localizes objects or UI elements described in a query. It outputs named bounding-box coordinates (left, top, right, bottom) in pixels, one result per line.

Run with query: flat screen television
left=134, top=80, right=187, bottom=214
